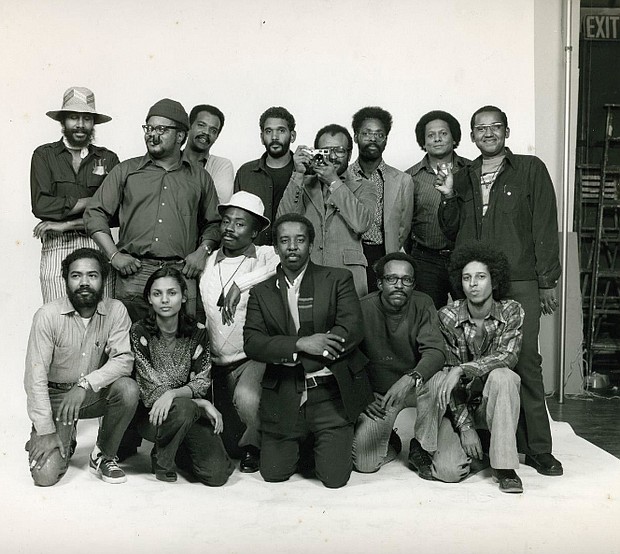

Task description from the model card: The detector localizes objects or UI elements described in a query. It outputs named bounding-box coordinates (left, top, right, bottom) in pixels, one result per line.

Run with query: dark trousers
left=508, top=280, right=553, bottom=455
left=362, top=243, right=386, bottom=293
left=409, top=245, right=455, bottom=310
left=260, top=382, right=354, bottom=489
left=136, top=398, right=234, bottom=486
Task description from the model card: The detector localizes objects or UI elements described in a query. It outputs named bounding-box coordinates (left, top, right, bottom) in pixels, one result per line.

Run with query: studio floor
left=2, top=403, right=620, bottom=554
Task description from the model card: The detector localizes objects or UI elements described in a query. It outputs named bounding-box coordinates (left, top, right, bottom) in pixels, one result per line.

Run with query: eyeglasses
left=382, top=274, right=415, bottom=287
left=325, top=146, right=350, bottom=158
left=472, top=123, right=504, bottom=134
left=359, top=130, right=386, bottom=141
left=142, top=124, right=179, bottom=135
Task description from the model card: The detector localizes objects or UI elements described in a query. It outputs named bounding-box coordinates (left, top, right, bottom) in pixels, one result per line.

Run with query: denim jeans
left=136, top=398, right=234, bottom=486
left=430, top=367, right=521, bottom=482
left=29, top=377, right=140, bottom=486
left=115, top=259, right=197, bottom=322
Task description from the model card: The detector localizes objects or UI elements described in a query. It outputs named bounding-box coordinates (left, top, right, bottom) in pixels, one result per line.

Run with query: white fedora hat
left=46, top=86, right=112, bottom=124
left=218, top=191, right=271, bottom=231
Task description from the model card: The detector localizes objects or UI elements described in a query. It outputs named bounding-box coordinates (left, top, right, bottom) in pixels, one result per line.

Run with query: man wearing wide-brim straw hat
left=199, top=191, right=278, bottom=473
left=31, top=86, right=119, bottom=302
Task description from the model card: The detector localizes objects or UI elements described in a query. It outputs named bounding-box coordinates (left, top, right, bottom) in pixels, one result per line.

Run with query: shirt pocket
left=342, top=249, right=367, bottom=268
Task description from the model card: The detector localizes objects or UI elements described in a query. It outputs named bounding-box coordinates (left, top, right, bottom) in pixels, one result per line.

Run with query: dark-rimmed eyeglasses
left=359, top=130, right=387, bottom=141
left=142, top=124, right=179, bottom=135
left=382, top=274, right=415, bottom=287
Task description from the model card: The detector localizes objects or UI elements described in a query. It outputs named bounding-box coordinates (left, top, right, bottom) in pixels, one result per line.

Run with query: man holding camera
left=276, top=124, right=377, bottom=297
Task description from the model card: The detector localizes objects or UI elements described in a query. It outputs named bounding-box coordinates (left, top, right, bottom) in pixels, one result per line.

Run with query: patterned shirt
left=131, top=320, right=212, bottom=408
left=351, top=159, right=386, bottom=245
left=438, top=298, right=524, bottom=428
left=406, top=153, right=469, bottom=250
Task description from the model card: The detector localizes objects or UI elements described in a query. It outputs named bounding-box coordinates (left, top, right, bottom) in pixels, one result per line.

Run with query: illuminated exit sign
left=582, top=8, right=620, bottom=40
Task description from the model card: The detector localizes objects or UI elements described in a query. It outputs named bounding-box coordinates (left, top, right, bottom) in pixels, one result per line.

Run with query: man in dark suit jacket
left=244, top=213, right=373, bottom=488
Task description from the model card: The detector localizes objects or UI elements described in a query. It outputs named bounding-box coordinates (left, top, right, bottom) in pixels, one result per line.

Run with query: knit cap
left=146, top=98, right=189, bottom=131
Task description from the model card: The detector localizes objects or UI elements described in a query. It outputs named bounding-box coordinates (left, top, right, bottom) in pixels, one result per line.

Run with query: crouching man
left=25, top=248, right=139, bottom=486
left=352, top=252, right=445, bottom=474
left=244, top=214, right=373, bottom=488
left=418, top=243, right=525, bottom=493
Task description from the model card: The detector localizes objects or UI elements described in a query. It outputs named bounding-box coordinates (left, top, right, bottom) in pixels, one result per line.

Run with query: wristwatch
left=407, top=371, right=424, bottom=388
left=77, top=377, right=90, bottom=391
left=202, top=242, right=212, bottom=256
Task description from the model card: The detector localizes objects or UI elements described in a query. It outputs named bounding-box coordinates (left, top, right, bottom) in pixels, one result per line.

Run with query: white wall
left=1, top=0, right=578, bottom=398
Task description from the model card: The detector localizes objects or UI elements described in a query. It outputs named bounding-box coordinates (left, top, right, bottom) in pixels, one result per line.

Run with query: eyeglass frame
left=472, top=123, right=505, bottom=134
left=324, top=146, right=351, bottom=158
left=381, top=274, right=415, bottom=287
left=358, top=130, right=387, bottom=142
left=142, top=124, right=180, bottom=136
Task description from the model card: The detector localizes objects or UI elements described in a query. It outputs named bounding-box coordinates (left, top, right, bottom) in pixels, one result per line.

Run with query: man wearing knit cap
left=31, top=86, right=119, bottom=303
left=405, top=110, right=470, bottom=310
left=200, top=191, right=279, bottom=472
left=85, top=98, right=221, bottom=322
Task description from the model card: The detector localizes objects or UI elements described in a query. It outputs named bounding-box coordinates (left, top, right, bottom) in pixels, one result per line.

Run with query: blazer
left=276, top=169, right=377, bottom=297
left=381, top=164, right=415, bottom=254
left=243, top=262, right=373, bottom=434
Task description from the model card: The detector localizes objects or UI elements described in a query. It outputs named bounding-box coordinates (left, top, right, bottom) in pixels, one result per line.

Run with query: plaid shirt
left=438, top=298, right=524, bottom=429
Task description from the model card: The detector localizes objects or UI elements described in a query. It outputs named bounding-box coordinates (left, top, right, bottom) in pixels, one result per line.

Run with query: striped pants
left=39, top=231, right=115, bottom=303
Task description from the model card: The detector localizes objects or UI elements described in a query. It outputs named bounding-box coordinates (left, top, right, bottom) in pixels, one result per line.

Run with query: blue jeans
left=29, top=377, right=140, bottom=486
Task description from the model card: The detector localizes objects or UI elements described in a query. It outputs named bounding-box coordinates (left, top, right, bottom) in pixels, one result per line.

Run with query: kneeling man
left=25, top=248, right=139, bottom=486
left=430, top=243, right=524, bottom=493
left=244, top=214, right=373, bottom=488
left=353, top=252, right=445, bottom=474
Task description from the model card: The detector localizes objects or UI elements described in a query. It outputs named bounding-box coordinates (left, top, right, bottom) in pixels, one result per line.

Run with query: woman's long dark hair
left=142, top=266, right=196, bottom=338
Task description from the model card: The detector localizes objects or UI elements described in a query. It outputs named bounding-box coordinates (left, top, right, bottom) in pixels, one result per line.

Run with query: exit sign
left=582, top=8, right=620, bottom=40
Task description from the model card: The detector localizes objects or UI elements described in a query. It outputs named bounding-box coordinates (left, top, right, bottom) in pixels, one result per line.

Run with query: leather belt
left=48, top=381, right=76, bottom=391
left=306, top=375, right=336, bottom=389
left=412, top=241, right=452, bottom=257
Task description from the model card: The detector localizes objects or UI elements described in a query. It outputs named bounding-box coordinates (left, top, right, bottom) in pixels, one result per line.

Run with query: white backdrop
left=2, top=0, right=578, bottom=405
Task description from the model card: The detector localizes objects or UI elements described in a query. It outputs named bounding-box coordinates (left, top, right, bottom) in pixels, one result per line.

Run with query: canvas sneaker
left=89, top=446, right=127, bottom=484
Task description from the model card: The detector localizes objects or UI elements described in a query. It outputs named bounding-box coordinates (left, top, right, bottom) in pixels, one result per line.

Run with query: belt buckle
left=306, top=376, right=318, bottom=389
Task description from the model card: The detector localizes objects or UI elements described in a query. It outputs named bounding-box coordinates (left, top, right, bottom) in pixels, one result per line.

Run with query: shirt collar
left=283, top=261, right=309, bottom=289
left=61, top=137, right=90, bottom=159
left=454, top=298, right=505, bottom=327
left=214, top=243, right=258, bottom=263
left=351, top=158, right=387, bottom=180
left=59, top=296, right=107, bottom=316
left=136, top=152, right=188, bottom=171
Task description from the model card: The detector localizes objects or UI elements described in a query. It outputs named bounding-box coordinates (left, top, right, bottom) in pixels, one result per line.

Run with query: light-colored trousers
left=40, top=231, right=115, bottom=302
left=352, top=373, right=445, bottom=473
left=430, top=367, right=521, bottom=482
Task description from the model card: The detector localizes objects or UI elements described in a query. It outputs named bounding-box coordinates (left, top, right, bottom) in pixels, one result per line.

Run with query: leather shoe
left=388, top=429, right=402, bottom=455
left=240, top=446, right=260, bottom=473
left=524, top=453, right=563, bottom=476
left=408, top=438, right=434, bottom=481
left=492, top=469, right=523, bottom=493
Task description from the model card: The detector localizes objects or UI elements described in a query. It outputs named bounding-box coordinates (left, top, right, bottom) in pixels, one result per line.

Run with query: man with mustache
left=437, top=105, right=563, bottom=478
left=277, top=124, right=377, bottom=297
left=24, top=248, right=139, bottom=486
left=350, top=107, right=414, bottom=293
left=234, top=106, right=297, bottom=245
left=85, top=98, right=221, bottom=322
left=244, top=214, right=373, bottom=488
left=406, top=110, right=470, bottom=309
left=352, top=253, right=445, bottom=475
left=185, top=104, right=235, bottom=203
left=31, top=87, right=119, bottom=302
left=200, top=192, right=278, bottom=472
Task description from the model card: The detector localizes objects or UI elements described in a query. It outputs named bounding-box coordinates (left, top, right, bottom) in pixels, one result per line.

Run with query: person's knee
left=110, top=377, right=140, bottom=408
left=31, top=451, right=66, bottom=487
left=431, top=459, right=469, bottom=483
left=169, top=398, right=200, bottom=422
left=194, top=463, right=233, bottom=487
left=352, top=443, right=382, bottom=473
left=486, top=368, right=521, bottom=391
left=233, top=385, right=261, bottom=420
left=352, top=459, right=380, bottom=474
left=260, top=467, right=292, bottom=483
left=319, top=471, right=351, bottom=488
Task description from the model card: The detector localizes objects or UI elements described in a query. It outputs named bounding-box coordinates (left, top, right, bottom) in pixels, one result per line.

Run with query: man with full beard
left=234, top=106, right=297, bottom=245
left=350, top=107, right=414, bottom=292
left=24, top=248, right=139, bottom=486
left=184, top=104, right=235, bottom=203
left=31, top=87, right=119, bottom=302
left=85, top=98, right=221, bottom=322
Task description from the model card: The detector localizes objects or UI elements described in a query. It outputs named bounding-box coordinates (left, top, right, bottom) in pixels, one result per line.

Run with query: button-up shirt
left=438, top=298, right=524, bottom=429
left=351, top=159, right=386, bottom=245
left=84, top=154, right=220, bottom=258
left=406, top=153, right=469, bottom=250
left=31, top=139, right=120, bottom=221
left=24, top=296, right=134, bottom=435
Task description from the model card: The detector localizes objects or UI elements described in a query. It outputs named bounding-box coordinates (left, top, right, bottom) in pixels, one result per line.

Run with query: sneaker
left=89, top=447, right=127, bottom=484
left=408, top=438, right=434, bottom=481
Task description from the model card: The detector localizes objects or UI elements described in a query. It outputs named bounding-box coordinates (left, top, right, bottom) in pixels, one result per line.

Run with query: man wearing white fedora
left=31, top=86, right=119, bottom=302
left=200, top=191, right=278, bottom=473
